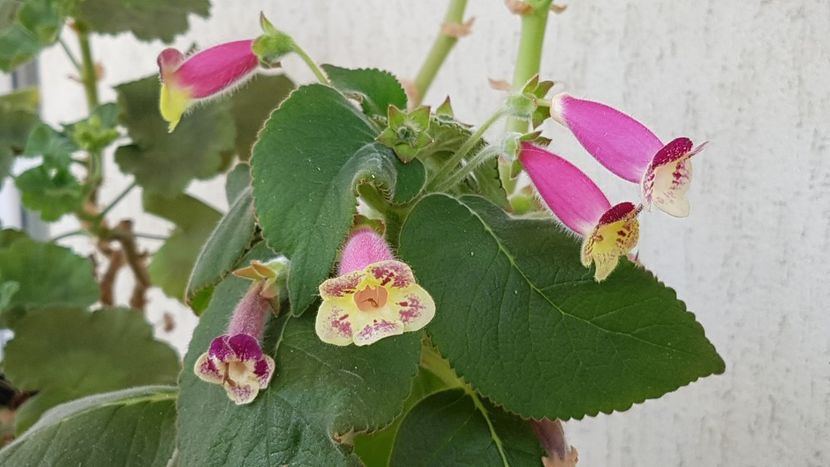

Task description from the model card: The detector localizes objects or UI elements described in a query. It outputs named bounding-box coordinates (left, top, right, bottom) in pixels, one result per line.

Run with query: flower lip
left=157, top=48, right=185, bottom=78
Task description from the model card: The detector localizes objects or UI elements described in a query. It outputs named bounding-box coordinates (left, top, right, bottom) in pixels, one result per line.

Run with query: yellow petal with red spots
left=580, top=203, right=640, bottom=282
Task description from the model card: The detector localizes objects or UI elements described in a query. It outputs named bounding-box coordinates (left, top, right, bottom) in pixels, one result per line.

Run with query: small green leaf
left=177, top=253, right=421, bottom=466
left=75, top=0, right=210, bottom=43
left=0, top=0, right=64, bottom=71
left=186, top=188, right=258, bottom=311
left=389, top=389, right=544, bottom=467
left=4, top=307, right=180, bottom=432
left=252, top=84, right=403, bottom=315
left=23, top=123, right=77, bottom=167
left=15, top=165, right=85, bottom=221
left=224, top=162, right=251, bottom=204
left=0, top=88, right=40, bottom=183
left=399, top=194, right=725, bottom=420
left=144, top=192, right=221, bottom=301
left=66, top=102, right=121, bottom=152
left=0, top=236, right=99, bottom=313
left=0, top=386, right=177, bottom=466
left=115, top=76, right=235, bottom=196
left=322, top=65, right=407, bottom=116
left=228, top=74, right=294, bottom=160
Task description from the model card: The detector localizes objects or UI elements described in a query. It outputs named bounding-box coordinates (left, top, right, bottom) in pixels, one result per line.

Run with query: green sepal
left=377, top=105, right=433, bottom=163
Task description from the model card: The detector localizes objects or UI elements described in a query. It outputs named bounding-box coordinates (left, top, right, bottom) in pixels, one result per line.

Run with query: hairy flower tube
left=520, top=143, right=641, bottom=282
left=194, top=282, right=275, bottom=405
left=157, top=40, right=259, bottom=132
left=550, top=93, right=706, bottom=217
left=531, top=419, right=579, bottom=467
left=315, top=227, right=436, bottom=346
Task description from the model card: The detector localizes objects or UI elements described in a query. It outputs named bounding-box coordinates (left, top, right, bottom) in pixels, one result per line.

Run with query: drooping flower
left=520, top=143, right=641, bottom=281
left=531, top=419, right=579, bottom=467
left=550, top=93, right=706, bottom=217
left=194, top=281, right=275, bottom=404
left=157, top=40, right=259, bottom=132
left=315, top=227, right=436, bottom=346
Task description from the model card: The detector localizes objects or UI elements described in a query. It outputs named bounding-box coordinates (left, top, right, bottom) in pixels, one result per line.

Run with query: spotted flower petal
left=157, top=39, right=259, bottom=132
left=316, top=228, right=435, bottom=346
left=194, top=334, right=276, bottom=405
left=550, top=93, right=662, bottom=183
left=643, top=137, right=706, bottom=217
left=520, top=143, right=641, bottom=281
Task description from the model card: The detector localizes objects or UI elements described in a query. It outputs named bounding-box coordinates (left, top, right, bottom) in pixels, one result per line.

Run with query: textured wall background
left=34, top=0, right=829, bottom=465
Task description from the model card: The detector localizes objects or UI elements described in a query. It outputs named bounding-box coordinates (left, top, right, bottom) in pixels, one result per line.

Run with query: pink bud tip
left=338, top=228, right=395, bottom=275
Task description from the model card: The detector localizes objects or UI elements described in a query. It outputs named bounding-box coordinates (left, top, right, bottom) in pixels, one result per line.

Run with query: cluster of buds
left=521, top=93, right=704, bottom=281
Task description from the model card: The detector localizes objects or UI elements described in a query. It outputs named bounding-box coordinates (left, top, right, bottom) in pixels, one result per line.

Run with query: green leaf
left=144, top=192, right=221, bottom=301
left=66, top=102, right=121, bottom=153
left=224, top=162, right=251, bottom=204
left=3, top=307, right=180, bottom=432
left=322, top=65, right=407, bottom=116
left=186, top=188, right=257, bottom=311
left=177, top=255, right=421, bottom=466
left=0, top=88, right=40, bottom=182
left=15, top=165, right=85, bottom=221
left=22, top=123, right=77, bottom=167
left=252, top=84, right=404, bottom=315
left=0, top=236, right=99, bottom=313
left=115, top=76, right=235, bottom=196
left=75, top=0, right=210, bottom=43
left=228, top=74, right=294, bottom=160
left=390, top=389, right=544, bottom=467
left=0, top=0, right=64, bottom=71
left=398, top=194, right=725, bottom=420
left=0, top=386, right=177, bottom=466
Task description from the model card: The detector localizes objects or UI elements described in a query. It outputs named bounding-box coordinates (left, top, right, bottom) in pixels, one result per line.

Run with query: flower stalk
left=411, top=0, right=470, bottom=106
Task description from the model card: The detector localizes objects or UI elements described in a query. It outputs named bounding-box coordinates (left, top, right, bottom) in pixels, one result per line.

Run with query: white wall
left=35, top=1, right=830, bottom=465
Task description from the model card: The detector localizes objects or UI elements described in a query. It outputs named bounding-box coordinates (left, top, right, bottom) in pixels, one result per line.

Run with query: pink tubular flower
left=531, top=419, right=579, bottom=467
left=550, top=93, right=706, bottom=217
left=315, top=227, right=436, bottom=346
left=157, top=40, right=259, bottom=132
left=194, top=282, right=275, bottom=405
left=520, top=143, right=641, bottom=282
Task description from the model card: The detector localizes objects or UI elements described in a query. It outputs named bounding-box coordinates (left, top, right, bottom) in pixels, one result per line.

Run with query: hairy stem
left=76, top=23, right=99, bottom=111
left=411, top=0, right=469, bottom=106
left=292, top=43, right=330, bottom=85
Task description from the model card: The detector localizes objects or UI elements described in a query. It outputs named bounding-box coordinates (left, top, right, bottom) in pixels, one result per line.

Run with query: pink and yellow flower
left=315, top=227, right=436, bottom=346
left=550, top=93, right=705, bottom=217
left=157, top=40, right=259, bottom=132
left=194, top=282, right=275, bottom=404
left=520, top=143, right=641, bottom=281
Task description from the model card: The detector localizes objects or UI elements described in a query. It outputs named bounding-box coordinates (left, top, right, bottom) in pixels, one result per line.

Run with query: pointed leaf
left=398, top=194, right=725, bottom=420
left=322, top=65, right=407, bottom=116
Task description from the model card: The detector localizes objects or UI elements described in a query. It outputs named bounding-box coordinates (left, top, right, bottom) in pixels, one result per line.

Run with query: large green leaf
left=398, top=194, right=725, bottom=420
left=252, top=84, right=404, bottom=315
left=4, top=307, right=180, bottom=432
left=177, top=251, right=421, bottom=466
left=322, top=65, right=407, bottom=117
left=390, top=389, right=544, bottom=467
left=0, top=236, right=99, bottom=313
left=0, top=386, right=177, bottom=466
left=228, top=74, right=294, bottom=160
left=75, top=0, right=209, bottom=43
left=115, top=76, right=235, bottom=196
left=186, top=188, right=257, bottom=311
left=0, top=88, right=40, bottom=182
left=15, top=165, right=85, bottom=221
left=0, top=0, right=64, bottom=71
left=144, top=192, right=221, bottom=301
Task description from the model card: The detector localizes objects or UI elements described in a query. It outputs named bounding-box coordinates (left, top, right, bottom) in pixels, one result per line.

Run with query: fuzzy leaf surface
left=398, top=194, right=725, bottom=419
left=75, top=0, right=210, bottom=42
left=322, top=64, right=407, bottom=117
left=0, top=386, right=177, bottom=466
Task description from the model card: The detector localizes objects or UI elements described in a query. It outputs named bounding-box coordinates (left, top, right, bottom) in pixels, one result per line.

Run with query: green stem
left=292, top=43, right=330, bottom=85
left=505, top=1, right=552, bottom=133
left=58, top=37, right=81, bottom=71
left=411, top=0, right=469, bottom=106
left=76, top=24, right=99, bottom=111
left=429, top=107, right=507, bottom=190
left=436, top=145, right=500, bottom=191
left=51, top=229, right=88, bottom=241
left=97, top=181, right=137, bottom=220
left=133, top=232, right=169, bottom=241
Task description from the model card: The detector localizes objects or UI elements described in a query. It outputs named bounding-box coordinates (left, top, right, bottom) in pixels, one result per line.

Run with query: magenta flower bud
left=520, top=143, right=641, bottom=282
left=531, top=419, right=579, bottom=467
left=157, top=40, right=259, bottom=132
left=193, top=282, right=275, bottom=405
left=550, top=93, right=705, bottom=217
left=315, top=228, right=436, bottom=346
